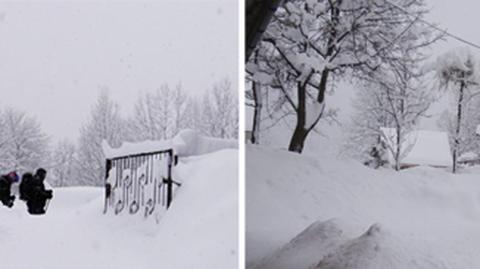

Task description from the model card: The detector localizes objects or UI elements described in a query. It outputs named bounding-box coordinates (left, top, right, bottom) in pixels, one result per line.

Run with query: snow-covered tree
left=435, top=48, right=480, bottom=173
left=127, top=83, right=187, bottom=141
left=0, top=108, right=50, bottom=173
left=249, top=0, right=439, bottom=153
left=183, top=96, right=204, bottom=132
left=49, top=139, right=77, bottom=187
left=200, top=79, right=238, bottom=139
left=346, top=65, right=433, bottom=170
left=77, top=90, right=125, bottom=186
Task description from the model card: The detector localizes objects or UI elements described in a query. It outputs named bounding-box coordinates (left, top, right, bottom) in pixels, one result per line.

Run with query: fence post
left=104, top=159, right=112, bottom=214
left=166, top=150, right=173, bottom=208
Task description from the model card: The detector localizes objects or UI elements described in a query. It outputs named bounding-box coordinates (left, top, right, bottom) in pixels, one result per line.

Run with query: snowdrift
left=247, top=145, right=480, bottom=269
left=0, top=149, right=238, bottom=269
left=251, top=219, right=346, bottom=269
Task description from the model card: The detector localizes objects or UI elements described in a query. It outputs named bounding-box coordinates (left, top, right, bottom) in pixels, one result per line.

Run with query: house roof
left=380, top=128, right=452, bottom=167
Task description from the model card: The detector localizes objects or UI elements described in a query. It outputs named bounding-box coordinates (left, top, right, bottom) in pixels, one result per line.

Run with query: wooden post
left=103, top=159, right=112, bottom=214
left=166, top=150, right=173, bottom=208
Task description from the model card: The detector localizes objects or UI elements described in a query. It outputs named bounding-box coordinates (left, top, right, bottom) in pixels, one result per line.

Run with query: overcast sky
left=0, top=0, right=237, bottom=143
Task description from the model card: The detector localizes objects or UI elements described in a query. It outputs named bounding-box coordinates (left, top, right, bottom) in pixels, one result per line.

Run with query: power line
left=383, top=0, right=480, bottom=50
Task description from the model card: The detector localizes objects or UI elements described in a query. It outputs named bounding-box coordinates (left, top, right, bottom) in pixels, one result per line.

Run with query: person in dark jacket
left=19, top=172, right=35, bottom=201
left=0, top=172, right=18, bottom=208
left=25, top=168, right=53, bottom=214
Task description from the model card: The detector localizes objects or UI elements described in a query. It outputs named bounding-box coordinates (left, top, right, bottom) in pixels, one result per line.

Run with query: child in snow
left=0, top=171, right=19, bottom=208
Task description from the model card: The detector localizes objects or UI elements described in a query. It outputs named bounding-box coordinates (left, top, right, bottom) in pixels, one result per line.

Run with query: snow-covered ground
left=246, top=145, right=480, bottom=269
left=0, top=149, right=238, bottom=269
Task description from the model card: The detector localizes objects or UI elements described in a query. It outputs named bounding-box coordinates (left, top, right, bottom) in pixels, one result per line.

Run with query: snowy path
left=247, top=146, right=480, bottom=269
left=0, top=149, right=238, bottom=269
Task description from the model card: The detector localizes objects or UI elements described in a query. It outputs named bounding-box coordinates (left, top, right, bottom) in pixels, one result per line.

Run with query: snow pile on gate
left=103, top=129, right=237, bottom=159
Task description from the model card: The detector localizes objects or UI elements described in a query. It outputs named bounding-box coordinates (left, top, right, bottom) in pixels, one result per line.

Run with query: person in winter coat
left=19, top=172, right=35, bottom=201
left=0, top=172, right=19, bottom=208
left=26, top=168, right=53, bottom=214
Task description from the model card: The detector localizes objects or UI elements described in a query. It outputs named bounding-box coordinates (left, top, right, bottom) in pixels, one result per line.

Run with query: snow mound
left=315, top=224, right=446, bottom=269
left=103, top=129, right=237, bottom=158
left=253, top=219, right=346, bottom=269
left=247, top=145, right=480, bottom=268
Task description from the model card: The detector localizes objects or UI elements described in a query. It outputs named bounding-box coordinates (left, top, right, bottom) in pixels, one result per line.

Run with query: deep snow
left=0, top=149, right=238, bottom=269
left=246, top=145, right=480, bottom=269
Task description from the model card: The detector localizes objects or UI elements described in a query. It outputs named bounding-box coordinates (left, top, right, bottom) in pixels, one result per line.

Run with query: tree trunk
left=395, top=87, right=406, bottom=171
left=288, top=69, right=327, bottom=153
left=453, top=82, right=465, bottom=174
left=288, top=81, right=308, bottom=153
left=288, top=125, right=309, bottom=153
left=250, top=81, right=262, bottom=144
left=250, top=51, right=262, bottom=144
left=394, top=126, right=401, bottom=171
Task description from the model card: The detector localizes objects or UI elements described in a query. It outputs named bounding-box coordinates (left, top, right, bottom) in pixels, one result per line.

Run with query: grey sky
left=426, top=0, right=480, bottom=55
left=0, top=0, right=238, bottom=143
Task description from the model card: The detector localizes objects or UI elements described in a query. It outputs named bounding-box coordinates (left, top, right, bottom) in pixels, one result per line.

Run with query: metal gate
left=103, top=149, right=176, bottom=218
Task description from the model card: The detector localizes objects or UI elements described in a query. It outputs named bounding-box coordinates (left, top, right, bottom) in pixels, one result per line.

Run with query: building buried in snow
left=380, top=128, right=452, bottom=169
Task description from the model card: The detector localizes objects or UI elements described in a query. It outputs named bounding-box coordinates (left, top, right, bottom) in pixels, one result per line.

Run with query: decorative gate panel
left=103, top=149, right=176, bottom=218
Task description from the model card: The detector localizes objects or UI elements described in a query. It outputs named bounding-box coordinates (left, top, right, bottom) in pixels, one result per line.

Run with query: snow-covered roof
left=381, top=128, right=452, bottom=167
left=103, top=129, right=238, bottom=159
left=459, top=152, right=479, bottom=161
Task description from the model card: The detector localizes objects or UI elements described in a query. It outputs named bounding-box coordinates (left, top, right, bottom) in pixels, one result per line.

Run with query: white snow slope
left=247, top=145, right=480, bottom=269
left=0, top=149, right=238, bottom=269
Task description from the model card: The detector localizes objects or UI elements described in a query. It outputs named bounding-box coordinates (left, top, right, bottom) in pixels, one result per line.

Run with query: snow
left=435, top=47, right=480, bottom=85
left=172, top=129, right=238, bottom=157
left=0, top=149, right=238, bottom=269
left=103, top=139, right=173, bottom=159
left=247, top=145, right=480, bottom=269
left=305, top=101, right=325, bottom=128
left=459, top=152, right=478, bottom=161
left=381, top=128, right=452, bottom=167
left=104, top=129, right=237, bottom=159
